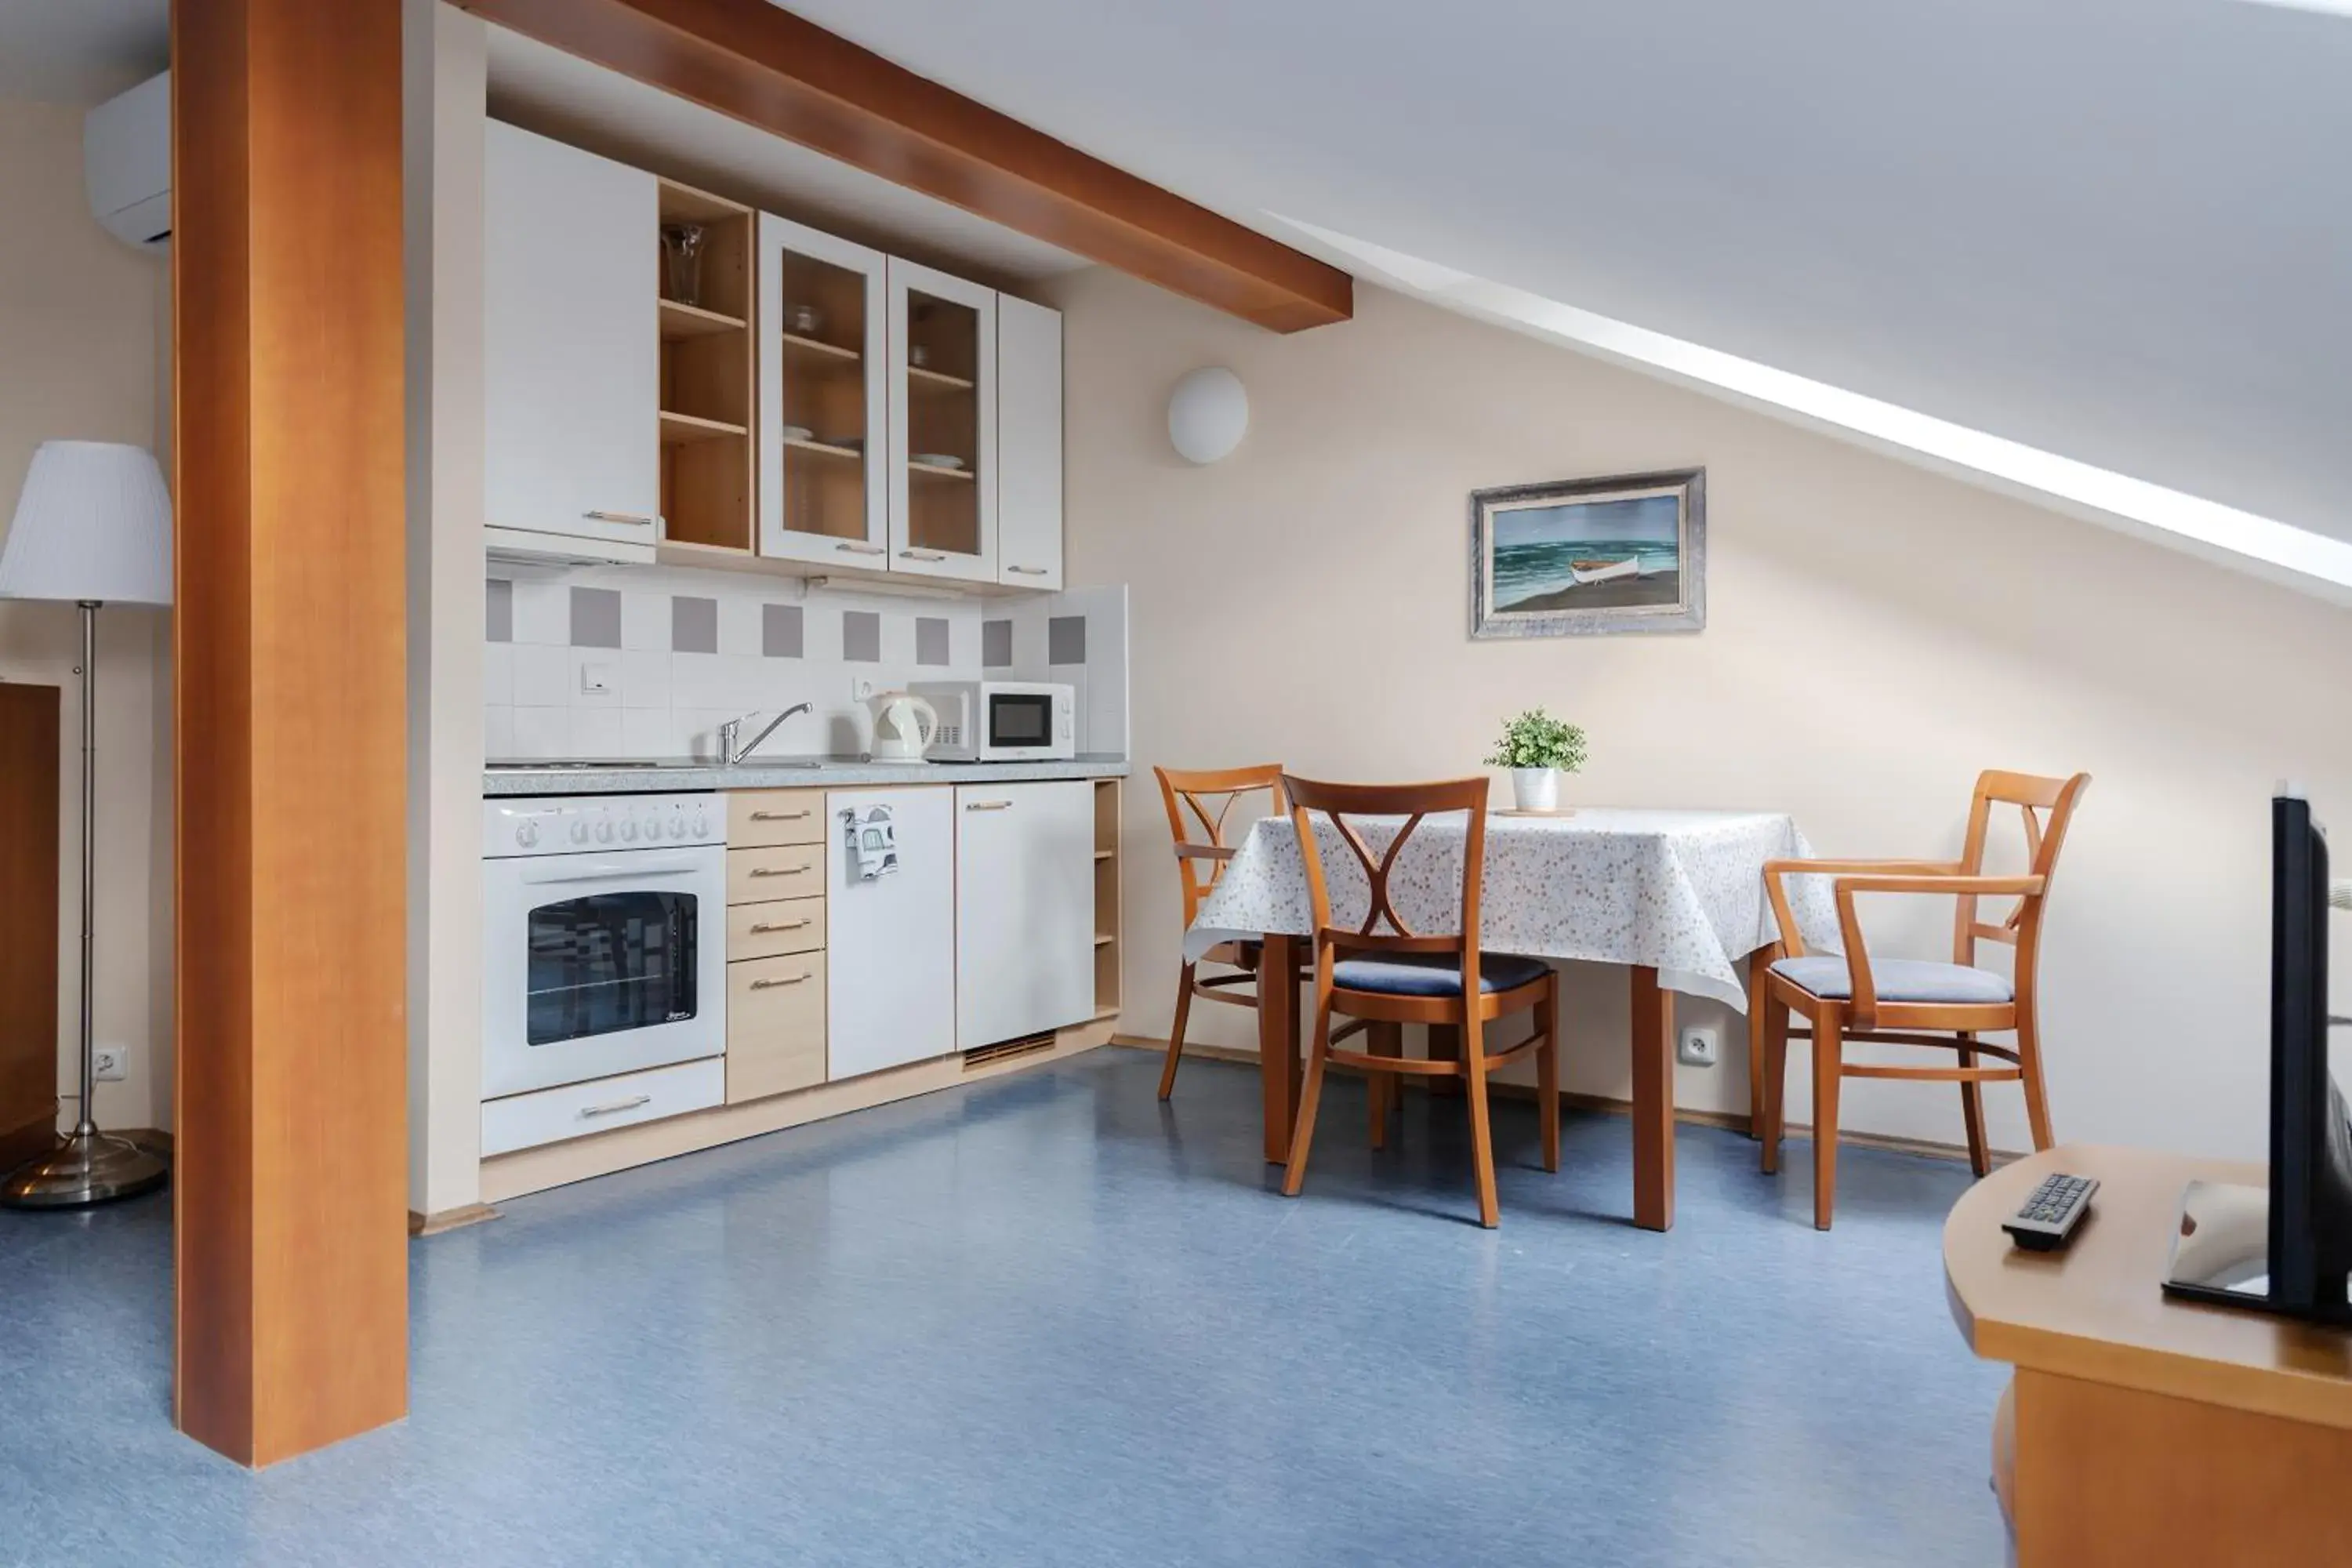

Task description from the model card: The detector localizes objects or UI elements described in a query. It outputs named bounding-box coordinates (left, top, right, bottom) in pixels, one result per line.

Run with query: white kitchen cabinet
left=954, top=782, right=1094, bottom=1050
left=757, top=213, right=890, bottom=568
left=887, top=259, right=997, bottom=584
left=826, top=786, right=956, bottom=1079
left=484, top=121, right=660, bottom=559
left=994, top=295, right=1065, bottom=590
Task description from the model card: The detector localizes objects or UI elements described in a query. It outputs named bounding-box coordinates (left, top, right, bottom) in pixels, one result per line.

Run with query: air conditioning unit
left=85, top=71, right=171, bottom=249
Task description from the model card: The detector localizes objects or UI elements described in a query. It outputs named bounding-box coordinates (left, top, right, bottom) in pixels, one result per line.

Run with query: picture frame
left=1469, top=467, right=1706, bottom=637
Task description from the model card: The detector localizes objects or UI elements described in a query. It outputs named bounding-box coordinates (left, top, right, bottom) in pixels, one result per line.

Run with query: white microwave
left=911, top=681, right=1075, bottom=761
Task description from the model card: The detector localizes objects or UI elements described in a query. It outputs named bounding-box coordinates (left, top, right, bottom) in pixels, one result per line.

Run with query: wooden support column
left=172, top=0, right=410, bottom=1467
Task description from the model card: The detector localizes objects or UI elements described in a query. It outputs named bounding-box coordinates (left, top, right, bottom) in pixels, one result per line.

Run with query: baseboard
left=1115, top=1037, right=2020, bottom=1168
left=408, top=1203, right=499, bottom=1237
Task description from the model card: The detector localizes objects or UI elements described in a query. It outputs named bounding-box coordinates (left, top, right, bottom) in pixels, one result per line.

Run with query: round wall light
left=1167, top=366, right=1249, bottom=465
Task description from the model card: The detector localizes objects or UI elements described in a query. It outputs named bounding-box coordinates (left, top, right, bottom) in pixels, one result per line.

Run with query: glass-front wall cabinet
left=887, top=259, right=996, bottom=580
left=758, top=215, right=887, bottom=565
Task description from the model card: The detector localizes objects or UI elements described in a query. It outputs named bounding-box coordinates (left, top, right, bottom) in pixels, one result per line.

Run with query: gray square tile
left=842, top=610, right=880, bottom=663
left=672, top=596, right=718, bottom=655
left=571, top=587, right=622, bottom=648
left=763, top=604, right=803, bottom=659
left=982, top=619, right=1012, bottom=668
left=485, top=579, right=513, bottom=643
left=1048, top=615, right=1086, bottom=666
left=915, top=617, right=950, bottom=667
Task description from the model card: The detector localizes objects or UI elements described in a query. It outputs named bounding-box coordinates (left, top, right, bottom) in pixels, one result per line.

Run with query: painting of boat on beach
left=1471, top=469, right=1705, bottom=637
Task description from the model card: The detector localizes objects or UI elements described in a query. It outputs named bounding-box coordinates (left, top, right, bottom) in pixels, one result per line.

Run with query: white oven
left=481, top=793, right=728, bottom=1101
left=910, top=680, right=1075, bottom=761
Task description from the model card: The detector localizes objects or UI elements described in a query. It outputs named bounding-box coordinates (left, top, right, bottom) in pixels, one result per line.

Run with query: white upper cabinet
left=484, top=122, right=660, bottom=557
left=757, top=214, right=889, bottom=568
left=994, top=296, right=1065, bottom=590
left=886, top=259, right=997, bottom=584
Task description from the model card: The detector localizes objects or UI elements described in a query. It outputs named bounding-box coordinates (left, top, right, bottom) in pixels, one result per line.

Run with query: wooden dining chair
left=1154, top=764, right=1297, bottom=1101
left=1755, top=769, right=2091, bottom=1229
left=1279, top=775, right=1560, bottom=1229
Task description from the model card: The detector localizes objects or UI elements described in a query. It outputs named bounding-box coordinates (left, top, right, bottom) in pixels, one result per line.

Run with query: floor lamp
left=0, top=441, right=172, bottom=1208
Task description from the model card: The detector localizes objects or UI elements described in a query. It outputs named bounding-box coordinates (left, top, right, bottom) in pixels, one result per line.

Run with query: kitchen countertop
left=482, top=754, right=1131, bottom=797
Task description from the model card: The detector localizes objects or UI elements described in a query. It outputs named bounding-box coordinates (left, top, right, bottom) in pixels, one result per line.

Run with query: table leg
left=1425, top=1023, right=1463, bottom=1098
left=1259, top=933, right=1302, bottom=1164
left=1631, top=965, right=1676, bottom=1231
left=1746, top=942, right=1783, bottom=1140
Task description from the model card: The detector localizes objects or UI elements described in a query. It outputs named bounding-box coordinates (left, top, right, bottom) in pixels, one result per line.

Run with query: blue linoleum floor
left=2, top=1048, right=2007, bottom=1567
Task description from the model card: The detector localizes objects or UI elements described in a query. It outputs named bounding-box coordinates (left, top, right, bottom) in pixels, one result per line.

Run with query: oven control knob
left=619, top=818, right=638, bottom=842
left=596, top=820, right=614, bottom=844
left=692, top=811, right=710, bottom=838
left=568, top=820, right=588, bottom=845
left=667, top=816, right=686, bottom=840
left=515, top=821, right=539, bottom=849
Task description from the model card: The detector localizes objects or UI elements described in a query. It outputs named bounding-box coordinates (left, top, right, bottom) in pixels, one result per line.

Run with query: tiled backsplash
left=485, top=562, right=1128, bottom=761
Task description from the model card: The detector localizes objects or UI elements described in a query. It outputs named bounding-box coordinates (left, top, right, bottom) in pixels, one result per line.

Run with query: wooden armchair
left=1755, top=769, right=2091, bottom=1228
left=1153, top=764, right=1298, bottom=1100
left=1279, top=775, right=1560, bottom=1229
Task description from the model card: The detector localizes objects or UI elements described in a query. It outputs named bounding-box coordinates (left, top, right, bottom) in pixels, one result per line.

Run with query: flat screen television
left=2163, top=792, right=2352, bottom=1323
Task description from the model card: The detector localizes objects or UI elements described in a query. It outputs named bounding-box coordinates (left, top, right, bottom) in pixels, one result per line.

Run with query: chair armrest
left=1759, top=860, right=1965, bottom=960
left=1829, top=874, right=2044, bottom=1029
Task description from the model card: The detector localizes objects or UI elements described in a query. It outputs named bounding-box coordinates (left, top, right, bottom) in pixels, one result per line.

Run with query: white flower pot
left=1511, top=768, right=1560, bottom=812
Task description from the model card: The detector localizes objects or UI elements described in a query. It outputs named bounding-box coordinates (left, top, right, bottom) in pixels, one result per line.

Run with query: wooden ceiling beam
left=456, top=0, right=1352, bottom=332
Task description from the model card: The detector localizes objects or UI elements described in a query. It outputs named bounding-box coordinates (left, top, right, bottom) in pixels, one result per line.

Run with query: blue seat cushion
left=1332, top=951, right=1551, bottom=996
left=1772, top=955, right=2012, bottom=1006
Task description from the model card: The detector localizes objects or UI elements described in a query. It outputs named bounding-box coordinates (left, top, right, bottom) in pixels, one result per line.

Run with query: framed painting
left=1469, top=468, right=1705, bottom=637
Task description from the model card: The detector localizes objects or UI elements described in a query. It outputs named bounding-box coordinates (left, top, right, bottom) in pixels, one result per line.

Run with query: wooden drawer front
left=727, top=953, right=826, bottom=1103
left=481, top=1057, right=724, bottom=1157
left=728, top=843, right=822, bottom=904
left=729, top=789, right=825, bottom=848
left=728, top=897, right=826, bottom=960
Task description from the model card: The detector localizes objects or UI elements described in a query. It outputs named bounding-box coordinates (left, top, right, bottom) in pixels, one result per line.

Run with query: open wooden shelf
left=909, top=459, right=974, bottom=482
left=781, top=330, right=860, bottom=364
left=906, top=364, right=975, bottom=393
left=783, top=435, right=863, bottom=462
left=657, top=537, right=752, bottom=565
left=660, top=299, right=746, bottom=339
left=1094, top=850, right=1113, bottom=861
left=660, top=409, right=748, bottom=445
left=1092, top=779, right=1122, bottom=1019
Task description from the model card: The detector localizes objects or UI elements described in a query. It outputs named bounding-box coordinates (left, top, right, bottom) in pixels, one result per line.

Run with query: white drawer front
left=481, top=1057, right=724, bottom=1156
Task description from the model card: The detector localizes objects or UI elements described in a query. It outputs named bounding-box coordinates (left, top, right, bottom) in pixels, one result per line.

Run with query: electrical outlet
left=1677, top=1027, right=1718, bottom=1068
left=850, top=676, right=876, bottom=702
left=579, top=662, right=613, bottom=695
left=93, top=1046, right=127, bottom=1082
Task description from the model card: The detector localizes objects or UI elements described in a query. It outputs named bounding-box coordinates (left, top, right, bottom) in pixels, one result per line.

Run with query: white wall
left=0, top=97, right=170, bottom=1133
left=1054, top=269, right=2352, bottom=1163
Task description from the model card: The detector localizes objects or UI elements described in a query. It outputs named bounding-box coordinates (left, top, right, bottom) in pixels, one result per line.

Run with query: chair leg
left=1281, top=988, right=1334, bottom=1198
left=1537, top=978, right=1561, bottom=1175
left=1367, top=1021, right=1402, bottom=1151
left=1812, top=1006, right=1843, bottom=1231
left=2016, top=1008, right=2055, bottom=1152
left=1465, top=1018, right=1501, bottom=1229
left=1957, top=1031, right=1991, bottom=1178
left=1156, top=964, right=1196, bottom=1101
left=1760, top=994, right=1791, bottom=1174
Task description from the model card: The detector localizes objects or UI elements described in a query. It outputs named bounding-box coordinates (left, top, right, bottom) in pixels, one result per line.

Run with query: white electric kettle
left=868, top=691, right=938, bottom=764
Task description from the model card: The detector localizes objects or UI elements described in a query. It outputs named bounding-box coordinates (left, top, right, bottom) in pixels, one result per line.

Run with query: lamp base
left=1, top=1129, right=169, bottom=1209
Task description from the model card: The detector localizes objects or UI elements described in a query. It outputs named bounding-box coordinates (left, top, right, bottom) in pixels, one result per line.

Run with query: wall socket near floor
left=93, top=1046, right=127, bottom=1082
left=1677, top=1027, right=1719, bottom=1068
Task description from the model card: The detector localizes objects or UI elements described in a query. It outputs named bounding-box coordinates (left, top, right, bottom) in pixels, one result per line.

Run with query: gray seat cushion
left=1772, top=955, right=2012, bottom=1006
left=1333, top=951, right=1551, bottom=996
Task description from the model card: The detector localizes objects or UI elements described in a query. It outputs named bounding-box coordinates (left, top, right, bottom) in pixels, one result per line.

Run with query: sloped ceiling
left=777, top=0, right=2352, bottom=543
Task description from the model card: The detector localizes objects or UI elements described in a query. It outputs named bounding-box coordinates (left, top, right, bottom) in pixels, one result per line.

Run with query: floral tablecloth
left=1183, top=808, right=1840, bottom=1011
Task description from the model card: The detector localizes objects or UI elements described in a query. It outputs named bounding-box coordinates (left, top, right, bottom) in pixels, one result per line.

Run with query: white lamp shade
left=1167, top=367, right=1249, bottom=465
left=0, top=441, right=172, bottom=606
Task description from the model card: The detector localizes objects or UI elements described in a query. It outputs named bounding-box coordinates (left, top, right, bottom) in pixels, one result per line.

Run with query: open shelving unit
left=657, top=179, right=753, bottom=553
left=1093, top=779, right=1122, bottom=1020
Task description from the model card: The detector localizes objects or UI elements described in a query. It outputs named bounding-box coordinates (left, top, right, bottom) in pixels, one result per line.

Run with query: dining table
left=1183, top=806, right=1840, bottom=1230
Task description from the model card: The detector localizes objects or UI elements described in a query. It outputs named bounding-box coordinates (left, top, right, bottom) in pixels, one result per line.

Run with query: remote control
left=2003, top=1171, right=2098, bottom=1252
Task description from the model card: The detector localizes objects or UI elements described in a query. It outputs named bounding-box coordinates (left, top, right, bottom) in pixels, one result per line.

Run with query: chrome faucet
left=718, top=702, right=813, bottom=764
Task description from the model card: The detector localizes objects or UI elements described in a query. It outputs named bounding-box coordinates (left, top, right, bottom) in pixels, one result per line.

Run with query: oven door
left=481, top=845, right=728, bottom=1099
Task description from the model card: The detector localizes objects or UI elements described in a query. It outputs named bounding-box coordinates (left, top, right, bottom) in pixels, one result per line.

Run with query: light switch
left=580, top=662, right=614, bottom=695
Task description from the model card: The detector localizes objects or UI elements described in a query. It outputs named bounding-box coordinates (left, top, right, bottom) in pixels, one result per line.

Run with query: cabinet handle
left=579, top=1094, right=652, bottom=1119
left=750, top=974, right=811, bottom=989
left=965, top=800, right=1014, bottom=811
left=898, top=548, right=948, bottom=562
left=750, top=809, right=811, bottom=821
left=583, top=510, right=656, bottom=527
left=1005, top=564, right=1051, bottom=576
left=748, top=866, right=807, bottom=878
left=749, top=918, right=812, bottom=934
left=834, top=541, right=886, bottom=556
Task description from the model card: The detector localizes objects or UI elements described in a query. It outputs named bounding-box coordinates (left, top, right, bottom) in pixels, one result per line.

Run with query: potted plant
left=1484, top=709, right=1588, bottom=812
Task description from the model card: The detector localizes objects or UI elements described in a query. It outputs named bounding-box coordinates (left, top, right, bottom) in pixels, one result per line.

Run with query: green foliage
left=1483, top=708, right=1588, bottom=772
